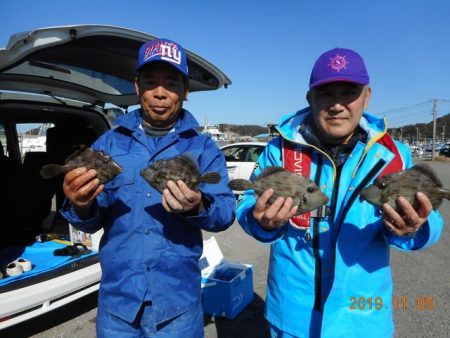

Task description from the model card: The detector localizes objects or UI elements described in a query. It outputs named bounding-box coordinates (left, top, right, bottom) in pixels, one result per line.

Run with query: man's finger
left=177, top=180, right=198, bottom=204
left=415, top=192, right=433, bottom=218
left=255, top=189, right=274, bottom=212
left=163, top=188, right=183, bottom=210
left=263, top=196, right=285, bottom=220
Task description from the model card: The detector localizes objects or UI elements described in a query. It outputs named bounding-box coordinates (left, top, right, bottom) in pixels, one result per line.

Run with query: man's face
left=135, top=62, right=188, bottom=128
left=307, top=82, right=371, bottom=144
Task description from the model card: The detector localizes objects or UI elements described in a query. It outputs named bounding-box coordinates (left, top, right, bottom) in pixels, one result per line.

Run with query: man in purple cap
left=236, top=48, right=443, bottom=337
left=61, top=38, right=235, bottom=337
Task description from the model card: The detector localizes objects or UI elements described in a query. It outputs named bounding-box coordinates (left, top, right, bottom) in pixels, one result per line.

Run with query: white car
left=220, top=142, right=267, bottom=193
left=0, top=25, right=231, bottom=329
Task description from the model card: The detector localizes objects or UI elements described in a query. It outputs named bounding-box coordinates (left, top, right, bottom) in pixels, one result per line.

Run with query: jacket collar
left=276, top=107, right=387, bottom=144
left=113, top=108, right=200, bottom=135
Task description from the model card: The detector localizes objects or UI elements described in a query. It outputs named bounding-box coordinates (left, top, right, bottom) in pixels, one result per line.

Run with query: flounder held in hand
left=229, top=166, right=329, bottom=215
left=40, top=146, right=122, bottom=184
left=140, top=154, right=221, bottom=193
left=360, top=163, right=450, bottom=211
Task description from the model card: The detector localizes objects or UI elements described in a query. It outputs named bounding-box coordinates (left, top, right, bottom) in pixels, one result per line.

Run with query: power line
left=378, top=100, right=431, bottom=115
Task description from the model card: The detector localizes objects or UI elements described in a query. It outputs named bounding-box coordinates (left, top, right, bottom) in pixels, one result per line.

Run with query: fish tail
left=200, top=172, right=221, bottom=184
left=39, top=164, right=64, bottom=179
left=228, top=179, right=253, bottom=191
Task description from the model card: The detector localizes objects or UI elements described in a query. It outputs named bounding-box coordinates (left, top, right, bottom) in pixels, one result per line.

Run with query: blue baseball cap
left=309, top=48, right=369, bottom=89
left=136, top=38, right=189, bottom=77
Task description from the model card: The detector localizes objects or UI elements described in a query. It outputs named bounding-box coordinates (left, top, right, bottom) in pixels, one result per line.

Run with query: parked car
left=409, top=145, right=424, bottom=157
left=439, top=143, right=450, bottom=157
left=423, top=144, right=443, bottom=159
left=0, top=24, right=231, bottom=329
left=220, top=142, right=267, bottom=193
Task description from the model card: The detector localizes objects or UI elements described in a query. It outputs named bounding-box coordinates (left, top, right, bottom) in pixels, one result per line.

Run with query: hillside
left=388, top=113, right=450, bottom=142
left=218, top=124, right=267, bottom=137
left=218, top=113, right=449, bottom=143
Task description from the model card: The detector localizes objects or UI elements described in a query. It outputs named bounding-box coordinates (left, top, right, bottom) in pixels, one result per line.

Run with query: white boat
left=200, top=124, right=230, bottom=146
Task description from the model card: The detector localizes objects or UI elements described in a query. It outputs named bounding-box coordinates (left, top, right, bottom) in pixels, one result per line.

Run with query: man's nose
left=329, top=99, right=344, bottom=112
left=153, top=85, right=167, bottom=99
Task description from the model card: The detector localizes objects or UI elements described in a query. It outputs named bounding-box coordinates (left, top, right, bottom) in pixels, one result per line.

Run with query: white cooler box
left=199, top=236, right=253, bottom=320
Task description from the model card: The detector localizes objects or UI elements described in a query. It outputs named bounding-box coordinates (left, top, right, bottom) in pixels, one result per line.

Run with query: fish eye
left=373, top=179, right=385, bottom=189
left=307, top=186, right=316, bottom=193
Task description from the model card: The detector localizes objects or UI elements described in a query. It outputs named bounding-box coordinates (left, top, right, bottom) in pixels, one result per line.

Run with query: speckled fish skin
left=40, top=146, right=123, bottom=184
left=140, top=155, right=221, bottom=193
left=360, top=163, right=450, bottom=211
left=229, top=166, right=329, bottom=214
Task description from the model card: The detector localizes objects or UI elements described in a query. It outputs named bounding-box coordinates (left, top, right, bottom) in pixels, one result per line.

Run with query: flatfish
left=360, top=163, right=450, bottom=210
left=40, top=146, right=122, bottom=184
left=140, top=154, right=221, bottom=193
left=229, top=166, right=328, bottom=214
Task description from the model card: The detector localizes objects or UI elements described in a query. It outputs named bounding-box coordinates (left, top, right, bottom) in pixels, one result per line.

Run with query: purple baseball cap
left=136, top=38, right=188, bottom=77
left=309, top=48, right=369, bottom=89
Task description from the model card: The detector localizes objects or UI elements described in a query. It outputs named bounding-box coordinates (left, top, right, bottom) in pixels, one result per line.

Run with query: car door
left=0, top=25, right=231, bottom=108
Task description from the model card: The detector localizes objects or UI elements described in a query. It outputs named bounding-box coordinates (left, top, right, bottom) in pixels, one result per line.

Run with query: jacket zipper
left=336, top=159, right=386, bottom=227
left=312, top=156, right=323, bottom=311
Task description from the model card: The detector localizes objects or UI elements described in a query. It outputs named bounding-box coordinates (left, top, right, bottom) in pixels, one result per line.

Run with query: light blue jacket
left=237, top=109, right=443, bottom=337
left=62, top=108, right=235, bottom=325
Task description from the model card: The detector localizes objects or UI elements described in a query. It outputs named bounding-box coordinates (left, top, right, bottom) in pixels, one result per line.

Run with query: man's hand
left=381, top=192, right=432, bottom=237
left=162, top=180, right=203, bottom=214
left=63, top=167, right=103, bottom=219
left=253, top=188, right=298, bottom=231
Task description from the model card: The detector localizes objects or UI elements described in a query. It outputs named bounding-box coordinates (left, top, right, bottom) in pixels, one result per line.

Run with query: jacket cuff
left=60, top=198, right=101, bottom=233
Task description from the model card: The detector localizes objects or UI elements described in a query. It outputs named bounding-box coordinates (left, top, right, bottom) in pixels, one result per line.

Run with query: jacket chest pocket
left=103, top=169, right=138, bottom=206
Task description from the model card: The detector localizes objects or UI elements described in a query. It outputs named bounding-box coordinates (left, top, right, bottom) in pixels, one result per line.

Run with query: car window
left=222, top=146, right=246, bottom=162
left=18, top=123, right=53, bottom=159
left=0, top=123, right=7, bottom=156
left=245, top=146, right=264, bottom=162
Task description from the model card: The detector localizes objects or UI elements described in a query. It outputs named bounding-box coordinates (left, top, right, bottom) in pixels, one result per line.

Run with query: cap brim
left=136, top=59, right=188, bottom=77
left=310, top=76, right=369, bottom=89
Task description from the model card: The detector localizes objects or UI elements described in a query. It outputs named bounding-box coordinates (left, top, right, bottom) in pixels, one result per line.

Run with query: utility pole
left=431, top=99, right=439, bottom=161
left=416, top=127, right=419, bottom=144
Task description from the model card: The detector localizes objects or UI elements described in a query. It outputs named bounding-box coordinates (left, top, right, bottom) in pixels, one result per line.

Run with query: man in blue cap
left=61, top=38, right=235, bottom=337
left=236, top=48, right=443, bottom=337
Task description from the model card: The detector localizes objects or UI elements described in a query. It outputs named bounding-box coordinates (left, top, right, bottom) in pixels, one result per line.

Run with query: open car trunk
left=0, top=24, right=231, bottom=329
left=0, top=94, right=108, bottom=328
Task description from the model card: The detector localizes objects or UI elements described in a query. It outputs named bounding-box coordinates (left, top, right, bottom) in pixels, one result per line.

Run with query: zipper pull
left=304, top=231, right=311, bottom=241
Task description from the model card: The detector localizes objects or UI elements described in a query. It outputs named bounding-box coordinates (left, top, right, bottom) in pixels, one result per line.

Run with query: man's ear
left=184, top=89, right=189, bottom=101
left=363, top=86, right=372, bottom=110
left=306, top=90, right=312, bottom=105
left=134, top=77, right=140, bottom=96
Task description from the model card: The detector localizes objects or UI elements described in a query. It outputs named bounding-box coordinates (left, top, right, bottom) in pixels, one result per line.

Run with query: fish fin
left=64, top=145, right=88, bottom=163
left=411, top=163, right=443, bottom=187
left=200, top=172, right=221, bottom=184
left=40, top=164, right=64, bottom=179
left=258, top=166, right=287, bottom=178
left=178, top=153, right=200, bottom=170
left=441, top=188, right=450, bottom=201
left=229, top=179, right=253, bottom=191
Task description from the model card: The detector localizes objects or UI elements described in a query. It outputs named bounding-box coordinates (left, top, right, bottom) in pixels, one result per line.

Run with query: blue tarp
left=0, top=241, right=96, bottom=287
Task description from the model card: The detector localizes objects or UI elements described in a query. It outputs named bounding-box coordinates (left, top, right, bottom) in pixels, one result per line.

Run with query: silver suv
left=0, top=25, right=231, bottom=329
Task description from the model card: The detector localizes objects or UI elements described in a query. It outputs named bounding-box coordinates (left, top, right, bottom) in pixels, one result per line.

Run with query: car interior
left=0, top=98, right=109, bottom=289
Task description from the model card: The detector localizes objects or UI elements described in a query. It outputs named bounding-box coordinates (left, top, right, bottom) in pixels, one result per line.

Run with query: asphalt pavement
left=2, top=159, right=449, bottom=338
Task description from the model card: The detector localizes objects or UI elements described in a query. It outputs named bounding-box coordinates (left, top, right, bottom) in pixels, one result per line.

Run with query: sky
left=1, top=0, right=450, bottom=129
